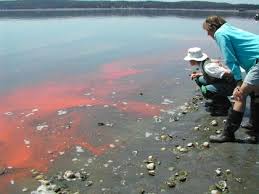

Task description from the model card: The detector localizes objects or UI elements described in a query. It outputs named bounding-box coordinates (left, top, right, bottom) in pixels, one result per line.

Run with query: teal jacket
left=214, top=23, right=259, bottom=81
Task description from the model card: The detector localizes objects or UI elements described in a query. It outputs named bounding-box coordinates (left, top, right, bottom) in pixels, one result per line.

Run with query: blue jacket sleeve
left=215, top=34, right=242, bottom=81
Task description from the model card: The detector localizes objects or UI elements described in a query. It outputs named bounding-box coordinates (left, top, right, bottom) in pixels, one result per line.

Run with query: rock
left=63, top=171, right=76, bottom=180
left=0, top=167, right=6, bottom=176
left=146, top=163, right=155, bottom=170
left=215, top=168, right=222, bottom=176
left=160, top=147, right=166, bottom=151
left=148, top=170, right=155, bottom=176
left=22, top=187, right=28, bottom=192
left=203, top=142, right=210, bottom=148
left=215, top=180, right=227, bottom=191
left=31, top=185, right=56, bottom=194
left=167, top=180, right=176, bottom=188
left=187, top=143, right=193, bottom=147
left=210, top=120, right=218, bottom=126
left=98, top=122, right=105, bottom=126
left=194, top=126, right=200, bottom=131
left=147, top=155, right=154, bottom=162
left=179, top=147, right=188, bottom=153
left=211, top=190, right=221, bottom=194
left=160, top=135, right=167, bottom=141
left=225, top=169, right=231, bottom=174
left=85, top=181, right=93, bottom=187
left=35, top=175, right=44, bottom=180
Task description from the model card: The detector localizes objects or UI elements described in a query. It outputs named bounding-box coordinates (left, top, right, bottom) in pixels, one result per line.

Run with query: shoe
left=240, top=122, right=253, bottom=130
left=243, top=135, right=257, bottom=144
left=209, top=109, right=243, bottom=143
left=209, top=133, right=235, bottom=142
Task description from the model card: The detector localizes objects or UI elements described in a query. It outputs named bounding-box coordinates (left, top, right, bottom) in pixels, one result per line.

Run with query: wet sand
left=3, top=93, right=259, bottom=194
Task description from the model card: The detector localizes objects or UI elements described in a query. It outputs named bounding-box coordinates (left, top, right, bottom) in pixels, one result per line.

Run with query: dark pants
left=195, top=76, right=236, bottom=99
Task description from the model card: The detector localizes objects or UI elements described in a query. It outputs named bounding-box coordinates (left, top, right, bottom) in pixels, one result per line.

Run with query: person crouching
left=184, top=47, right=236, bottom=116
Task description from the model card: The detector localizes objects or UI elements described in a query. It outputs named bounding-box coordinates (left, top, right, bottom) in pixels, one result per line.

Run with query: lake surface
left=0, top=10, right=258, bottom=193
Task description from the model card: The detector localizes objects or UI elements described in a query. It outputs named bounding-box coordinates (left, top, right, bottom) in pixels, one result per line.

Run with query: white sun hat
left=184, top=47, right=208, bottom=61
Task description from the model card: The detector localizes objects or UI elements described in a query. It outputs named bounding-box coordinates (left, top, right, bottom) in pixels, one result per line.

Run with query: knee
left=200, top=85, right=215, bottom=99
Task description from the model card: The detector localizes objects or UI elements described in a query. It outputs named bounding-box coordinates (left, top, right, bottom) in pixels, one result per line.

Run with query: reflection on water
left=0, top=11, right=258, bottom=193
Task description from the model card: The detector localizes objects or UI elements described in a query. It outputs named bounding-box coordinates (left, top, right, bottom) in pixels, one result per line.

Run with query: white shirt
left=204, top=62, right=226, bottom=79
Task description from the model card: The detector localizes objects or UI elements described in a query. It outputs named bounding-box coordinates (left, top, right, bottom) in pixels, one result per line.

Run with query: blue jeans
left=195, top=76, right=235, bottom=98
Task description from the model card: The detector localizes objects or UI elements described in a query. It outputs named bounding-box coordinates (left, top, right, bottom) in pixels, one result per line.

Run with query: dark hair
left=203, top=15, right=226, bottom=32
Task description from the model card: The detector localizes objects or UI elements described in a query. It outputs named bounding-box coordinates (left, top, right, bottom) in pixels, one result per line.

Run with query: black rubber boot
left=244, top=102, right=259, bottom=143
left=206, top=96, right=232, bottom=116
left=209, top=109, right=244, bottom=143
left=241, top=93, right=255, bottom=130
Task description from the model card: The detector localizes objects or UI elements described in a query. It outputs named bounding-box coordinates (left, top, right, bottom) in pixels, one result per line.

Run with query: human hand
left=191, top=72, right=202, bottom=80
left=223, top=70, right=232, bottom=79
left=233, top=86, right=243, bottom=101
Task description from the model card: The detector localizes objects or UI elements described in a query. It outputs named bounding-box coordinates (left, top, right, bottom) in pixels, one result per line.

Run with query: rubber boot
left=207, top=96, right=232, bottom=116
left=209, top=109, right=243, bottom=143
left=241, top=93, right=255, bottom=130
left=244, top=102, right=259, bottom=143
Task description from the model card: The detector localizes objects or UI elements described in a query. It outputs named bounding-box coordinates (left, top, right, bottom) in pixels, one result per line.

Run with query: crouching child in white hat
left=184, top=47, right=236, bottom=116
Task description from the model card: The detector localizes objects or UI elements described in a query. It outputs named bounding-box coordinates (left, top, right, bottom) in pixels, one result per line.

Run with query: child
left=184, top=47, right=236, bottom=116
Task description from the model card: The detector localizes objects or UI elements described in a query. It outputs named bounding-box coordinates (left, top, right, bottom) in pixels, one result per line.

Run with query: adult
left=202, top=15, right=259, bottom=143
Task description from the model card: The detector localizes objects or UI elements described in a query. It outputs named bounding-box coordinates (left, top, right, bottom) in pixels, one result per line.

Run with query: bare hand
left=233, top=87, right=243, bottom=101
left=191, top=72, right=202, bottom=80
left=223, top=70, right=232, bottom=78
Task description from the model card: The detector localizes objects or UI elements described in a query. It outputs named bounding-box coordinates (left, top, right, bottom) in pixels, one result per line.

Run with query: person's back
left=215, top=23, right=259, bottom=74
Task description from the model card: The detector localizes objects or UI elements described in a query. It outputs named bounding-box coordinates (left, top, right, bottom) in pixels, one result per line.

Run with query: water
left=0, top=10, right=258, bottom=193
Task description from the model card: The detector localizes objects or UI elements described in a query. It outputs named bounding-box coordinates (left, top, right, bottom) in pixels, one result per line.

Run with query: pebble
left=148, top=155, right=154, bottom=162
left=146, top=163, right=155, bottom=170
left=64, top=170, right=76, bottom=180
left=148, top=170, right=155, bottom=176
left=160, top=147, right=166, bottom=151
left=22, top=188, right=28, bottom=192
left=85, top=180, right=93, bottom=187
left=203, top=142, right=210, bottom=148
left=167, top=180, right=176, bottom=188
left=179, top=148, right=188, bottom=153
left=194, top=126, right=200, bottom=131
left=187, top=143, right=193, bottom=147
left=215, top=168, right=222, bottom=176
left=225, top=169, right=231, bottom=174
left=35, top=174, right=44, bottom=180
left=160, top=135, right=167, bottom=141
left=0, top=168, right=6, bottom=175
left=210, top=120, right=218, bottom=126
left=211, top=190, right=221, bottom=194
left=132, top=150, right=138, bottom=156
left=109, top=144, right=115, bottom=148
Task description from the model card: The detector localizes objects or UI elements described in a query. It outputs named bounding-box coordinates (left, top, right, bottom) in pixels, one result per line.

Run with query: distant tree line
left=0, top=0, right=258, bottom=10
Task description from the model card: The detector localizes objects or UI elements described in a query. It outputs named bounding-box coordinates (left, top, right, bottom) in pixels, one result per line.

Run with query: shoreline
left=4, top=93, right=258, bottom=194
left=0, top=8, right=257, bottom=19
left=0, top=8, right=258, bottom=12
